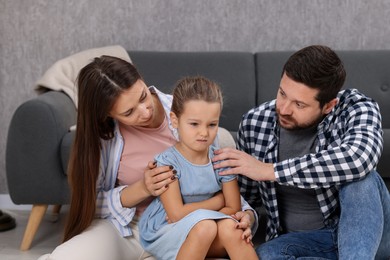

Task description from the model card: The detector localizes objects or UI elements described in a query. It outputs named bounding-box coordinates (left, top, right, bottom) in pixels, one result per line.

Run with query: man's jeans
left=256, top=171, right=390, bottom=260
left=256, top=223, right=338, bottom=260
left=339, top=171, right=389, bottom=260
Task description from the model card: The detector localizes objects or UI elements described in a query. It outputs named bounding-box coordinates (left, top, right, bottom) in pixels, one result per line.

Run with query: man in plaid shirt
left=213, top=45, right=389, bottom=259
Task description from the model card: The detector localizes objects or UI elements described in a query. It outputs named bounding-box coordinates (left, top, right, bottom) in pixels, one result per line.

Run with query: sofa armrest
left=6, top=91, right=76, bottom=205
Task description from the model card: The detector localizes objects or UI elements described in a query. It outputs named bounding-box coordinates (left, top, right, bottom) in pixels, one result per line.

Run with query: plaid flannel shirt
left=237, top=88, right=383, bottom=241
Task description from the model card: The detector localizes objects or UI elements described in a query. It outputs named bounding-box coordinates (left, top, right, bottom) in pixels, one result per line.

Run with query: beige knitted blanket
left=35, top=45, right=131, bottom=108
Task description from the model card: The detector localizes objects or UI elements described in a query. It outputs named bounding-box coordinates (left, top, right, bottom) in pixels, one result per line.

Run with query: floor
left=0, top=206, right=66, bottom=260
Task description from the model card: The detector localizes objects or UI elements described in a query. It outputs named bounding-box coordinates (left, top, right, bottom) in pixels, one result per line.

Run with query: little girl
left=139, top=76, right=258, bottom=259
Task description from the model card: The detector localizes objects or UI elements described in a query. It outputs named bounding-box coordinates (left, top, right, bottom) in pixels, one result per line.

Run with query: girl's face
left=171, top=100, right=221, bottom=154
left=109, top=80, right=160, bottom=128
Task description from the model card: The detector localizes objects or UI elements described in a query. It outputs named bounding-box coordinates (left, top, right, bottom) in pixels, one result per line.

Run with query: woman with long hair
left=39, top=56, right=256, bottom=260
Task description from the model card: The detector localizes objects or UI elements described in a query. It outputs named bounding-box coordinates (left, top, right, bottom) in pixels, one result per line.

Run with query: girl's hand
left=144, top=161, right=177, bottom=196
left=232, top=211, right=254, bottom=244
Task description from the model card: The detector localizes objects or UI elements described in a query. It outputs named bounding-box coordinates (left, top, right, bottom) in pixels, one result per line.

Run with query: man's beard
left=276, top=110, right=323, bottom=130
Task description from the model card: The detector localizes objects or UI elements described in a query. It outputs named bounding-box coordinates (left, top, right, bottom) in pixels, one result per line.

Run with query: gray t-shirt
left=276, top=126, right=325, bottom=233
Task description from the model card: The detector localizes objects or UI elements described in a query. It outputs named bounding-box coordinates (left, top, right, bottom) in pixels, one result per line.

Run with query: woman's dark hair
left=282, top=45, right=346, bottom=107
left=63, top=56, right=142, bottom=242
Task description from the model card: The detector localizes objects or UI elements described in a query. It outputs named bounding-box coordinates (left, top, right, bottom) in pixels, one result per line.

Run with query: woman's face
left=109, top=80, right=160, bottom=128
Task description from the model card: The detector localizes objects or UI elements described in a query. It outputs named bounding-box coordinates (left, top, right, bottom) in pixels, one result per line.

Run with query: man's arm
left=274, top=98, right=383, bottom=188
left=213, top=94, right=383, bottom=189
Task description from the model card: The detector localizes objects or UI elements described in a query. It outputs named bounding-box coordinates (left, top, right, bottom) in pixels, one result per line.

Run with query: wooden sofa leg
left=52, top=204, right=61, bottom=214
left=20, top=204, right=48, bottom=251
left=50, top=204, right=62, bottom=222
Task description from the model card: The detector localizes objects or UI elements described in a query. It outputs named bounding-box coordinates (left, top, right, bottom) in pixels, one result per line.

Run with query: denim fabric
left=256, top=171, right=390, bottom=260
left=338, top=171, right=390, bottom=260
left=256, top=223, right=338, bottom=260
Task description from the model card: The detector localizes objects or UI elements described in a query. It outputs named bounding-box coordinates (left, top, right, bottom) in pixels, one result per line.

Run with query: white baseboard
left=0, top=194, right=32, bottom=210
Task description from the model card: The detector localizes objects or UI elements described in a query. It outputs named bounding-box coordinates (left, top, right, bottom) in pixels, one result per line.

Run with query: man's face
left=276, top=73, right=336, bottom=130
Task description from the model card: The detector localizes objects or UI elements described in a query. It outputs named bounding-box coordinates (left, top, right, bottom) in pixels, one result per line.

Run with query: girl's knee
left=191, top=220, right=218, bottom=240
left=217, top=218, right=240, bottom=239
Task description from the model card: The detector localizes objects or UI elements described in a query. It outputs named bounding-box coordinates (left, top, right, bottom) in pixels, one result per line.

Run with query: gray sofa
left=6, top=50, right=390, bottom=250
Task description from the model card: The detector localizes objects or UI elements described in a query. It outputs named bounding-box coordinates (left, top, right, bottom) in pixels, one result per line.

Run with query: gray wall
left=1, top=0, right=390, bottom=194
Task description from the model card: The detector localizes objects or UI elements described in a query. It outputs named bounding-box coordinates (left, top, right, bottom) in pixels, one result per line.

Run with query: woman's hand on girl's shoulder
left=143, top=161, right=177, bottom=196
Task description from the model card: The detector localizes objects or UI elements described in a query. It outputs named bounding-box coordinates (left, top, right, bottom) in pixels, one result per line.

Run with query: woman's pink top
left=117, top=117, right=177, bottom=216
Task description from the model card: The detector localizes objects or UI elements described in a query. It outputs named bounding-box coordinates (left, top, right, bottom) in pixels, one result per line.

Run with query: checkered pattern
left=237, top=88, right=383, bottom=241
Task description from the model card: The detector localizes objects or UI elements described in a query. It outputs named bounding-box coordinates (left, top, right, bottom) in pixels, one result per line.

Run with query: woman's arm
left=160, top=180, right=225, bottom=223
left=95, top=161, right=177, bottom=222
left=120, top=162, right=176, bottom=208
left=219, top=179, right=241, bottom=215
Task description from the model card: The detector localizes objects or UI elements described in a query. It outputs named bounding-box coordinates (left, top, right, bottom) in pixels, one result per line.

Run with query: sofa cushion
left=338, top=51, right=390, bottom=128
left=255, top=51, right=292, bottom=105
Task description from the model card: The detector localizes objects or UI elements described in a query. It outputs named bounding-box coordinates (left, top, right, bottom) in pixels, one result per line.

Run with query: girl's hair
left=282, top=45, right=346, bottom=107
left=63, top=55, right=142, bottom=242
left=171, top=76, right=223, bottom=117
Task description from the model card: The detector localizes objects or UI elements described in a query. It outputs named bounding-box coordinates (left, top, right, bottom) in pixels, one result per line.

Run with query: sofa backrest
left=129, top=51, right=257, bottom=132
left=255, top=50, right=390, bottom=183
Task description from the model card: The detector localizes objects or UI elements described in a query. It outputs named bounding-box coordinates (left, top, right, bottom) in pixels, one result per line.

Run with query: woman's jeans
left=256, top=171, right=390, bottom=260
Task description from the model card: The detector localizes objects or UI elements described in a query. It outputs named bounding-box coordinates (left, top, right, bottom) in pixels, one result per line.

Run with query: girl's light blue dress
left=139, top=145, right=237, bottom=260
